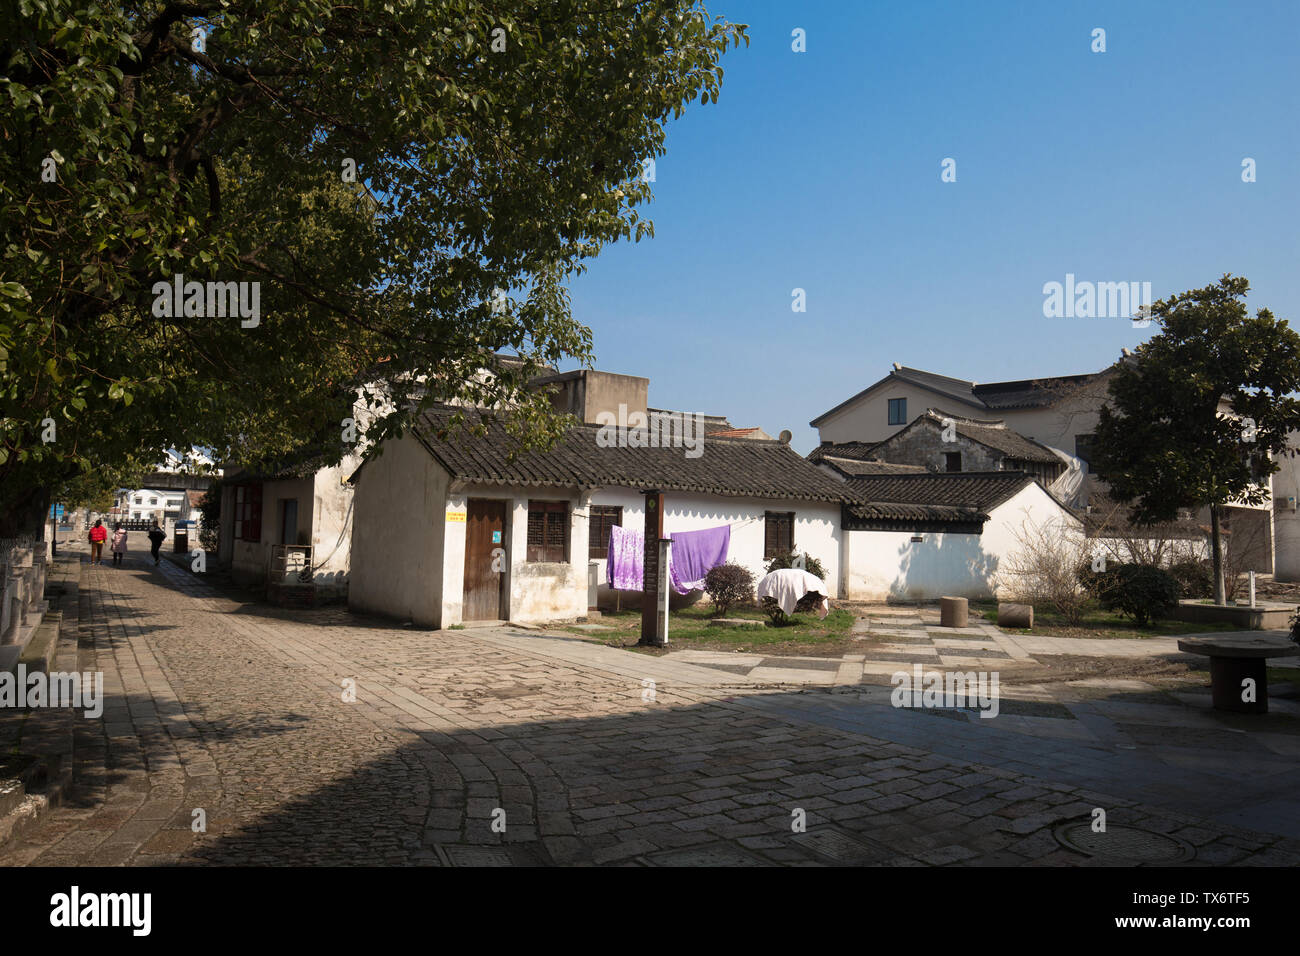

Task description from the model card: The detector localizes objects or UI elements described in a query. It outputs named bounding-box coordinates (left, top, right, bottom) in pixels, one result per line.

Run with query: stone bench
left=1176, top=634, right=1298, bottom=714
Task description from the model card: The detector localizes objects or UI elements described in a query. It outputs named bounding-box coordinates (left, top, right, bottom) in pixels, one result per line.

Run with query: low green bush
left=766, top=550, right=826, bottom=581
left=703, top=562, right=755, bottom=616
left=1168, top=559, right=1213, bottom=598
left=1096, top=564, right=1182, bottom=627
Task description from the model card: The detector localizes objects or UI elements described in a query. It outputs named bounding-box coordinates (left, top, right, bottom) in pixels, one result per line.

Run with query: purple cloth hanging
left=668, top=525, right=730, bottom=594
left=607, top=525, right=644, bottom=591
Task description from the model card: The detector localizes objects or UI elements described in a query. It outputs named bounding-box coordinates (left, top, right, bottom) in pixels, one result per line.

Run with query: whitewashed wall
left=309, top=456, right=360, bottom=592
left=348, top=435, right=448, bottom=627
left=587, top=488, right=842, bottom=608
left=845, top=483, right=1081, bottom=601
left=437, top=485, right=587, bottom=627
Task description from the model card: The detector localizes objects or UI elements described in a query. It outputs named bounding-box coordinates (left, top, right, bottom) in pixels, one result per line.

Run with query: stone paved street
left=3, top=553, right=1299, bottom=866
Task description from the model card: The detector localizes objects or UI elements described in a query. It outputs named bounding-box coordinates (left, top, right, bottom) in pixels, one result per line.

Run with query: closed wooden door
left=463, top=499, right=507, bottom=621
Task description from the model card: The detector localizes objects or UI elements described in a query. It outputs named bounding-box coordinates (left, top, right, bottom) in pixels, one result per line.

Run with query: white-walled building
left=348, top=405, right=850, bottom=627
left=811, top=358, right=1278, bottom=576
left=840, top=471, right=1081, bottom=601
left=118, top=488, right=187, bottom=521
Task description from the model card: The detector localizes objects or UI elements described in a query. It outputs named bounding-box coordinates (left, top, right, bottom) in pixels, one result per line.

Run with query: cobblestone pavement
left=3, top=556, right=1299, bottom=866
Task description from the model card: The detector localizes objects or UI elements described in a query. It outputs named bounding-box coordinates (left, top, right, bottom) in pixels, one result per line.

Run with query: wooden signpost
left=639, top=489, right=668, bottom=646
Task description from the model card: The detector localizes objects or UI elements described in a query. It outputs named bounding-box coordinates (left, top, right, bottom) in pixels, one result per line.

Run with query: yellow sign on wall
left=446, top=511, right=467, bottom=522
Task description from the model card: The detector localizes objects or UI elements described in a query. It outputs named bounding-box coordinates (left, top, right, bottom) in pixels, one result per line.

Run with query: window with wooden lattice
left=588, top=505, right=623, bottom=559
left=764, top=511, right=794, bottom=559
left=527, top=500, right=569, bottom=563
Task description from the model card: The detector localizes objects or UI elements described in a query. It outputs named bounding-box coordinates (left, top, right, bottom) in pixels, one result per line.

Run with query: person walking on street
left=110, top=523, right=128, bottom=566
left=88, top=519, right=107, bottom=565
left=147, top=521, right=166, bottom=566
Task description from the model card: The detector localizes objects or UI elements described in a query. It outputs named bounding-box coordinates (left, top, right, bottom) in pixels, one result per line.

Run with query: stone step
left=0, top=755, right=45, bottom=816
left=0, top=753, right=63, bottom=850
left=18, top=610, right=63, bottom=675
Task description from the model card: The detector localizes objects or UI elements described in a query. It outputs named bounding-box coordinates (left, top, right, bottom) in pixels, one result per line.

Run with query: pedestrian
left=111, top=522, right=128, bottom=566
left=88, top=519, right=107, bottom=565
left=147, top=521, right=166, bottom=566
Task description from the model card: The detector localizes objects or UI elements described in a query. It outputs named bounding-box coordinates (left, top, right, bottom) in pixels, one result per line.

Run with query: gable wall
left=816, top=381, right=982, bottom=444
left=872, top=420, right=1003, bottom=473
left=349, top=435, right=449, bottom=627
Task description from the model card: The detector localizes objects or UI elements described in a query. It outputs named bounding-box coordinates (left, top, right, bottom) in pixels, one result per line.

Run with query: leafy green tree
left=1091, top=276, right=1300, bottom=604
left=0, top=0, right=746, bottom=535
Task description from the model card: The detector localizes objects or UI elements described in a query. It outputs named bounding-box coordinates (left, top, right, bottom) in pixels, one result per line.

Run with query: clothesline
left=606, top=523, right=732, bottom=594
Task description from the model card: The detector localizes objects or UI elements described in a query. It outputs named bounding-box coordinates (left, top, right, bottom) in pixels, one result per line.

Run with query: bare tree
left=995, top=512, right=1092, bottom=625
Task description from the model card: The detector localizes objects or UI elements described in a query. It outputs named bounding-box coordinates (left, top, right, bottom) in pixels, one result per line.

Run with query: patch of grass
left=551, top=604, right=856, bottom=655
left=1267, top=664, right=1299, bottom=687
left=970, top=600, right=1240, bottom=640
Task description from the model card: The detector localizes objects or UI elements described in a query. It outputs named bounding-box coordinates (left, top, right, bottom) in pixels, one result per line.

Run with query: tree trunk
left=0, top=483, right=52, bottom=541
left=1210, top=503, right=1226, bottom=605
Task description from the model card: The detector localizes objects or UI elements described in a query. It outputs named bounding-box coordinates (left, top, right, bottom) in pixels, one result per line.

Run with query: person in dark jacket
left=147, top=521, right=166, bottom=566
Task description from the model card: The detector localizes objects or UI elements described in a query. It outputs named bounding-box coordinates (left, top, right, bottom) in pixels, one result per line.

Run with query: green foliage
left=759, top=594, right=824, bottom=626
left=766, top=550, right=826, bottom=581
left=1168, top=559, right=1213, bottom=599
left=0, top=1, right=748, bottom=534
left=1075, top=557, right=1109, bottom=599
left=1091, top=276, right=1300, bottom=600
left=702, top=561, right=754, bottom=616
left=197, top=479, right=222, bottom=553
left=1092, top=564, right=1182, bottom=627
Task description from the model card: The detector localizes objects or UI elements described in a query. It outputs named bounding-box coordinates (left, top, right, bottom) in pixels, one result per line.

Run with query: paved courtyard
left=2, top=554, right=1299, bottom=866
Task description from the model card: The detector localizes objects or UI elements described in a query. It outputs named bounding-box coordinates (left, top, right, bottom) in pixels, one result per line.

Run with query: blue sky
left=567, top=0, right=1300, bottom=453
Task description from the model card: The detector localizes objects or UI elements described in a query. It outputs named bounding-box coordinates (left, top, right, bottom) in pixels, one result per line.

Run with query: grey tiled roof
left=845, top=471, right=1035, bottom=512
left=846, top=501, right=988, bottom=522
left=806, top=441, right=881, bottom=463
left=901, top=409, right=1063, bottom=463
left=410, top=407, right=859, bottom=504
left=819, top=457, right=929, bottom=478
left=972, top=373, right=1106, bottom=410
left=810, top=363, right=1114, bottom=426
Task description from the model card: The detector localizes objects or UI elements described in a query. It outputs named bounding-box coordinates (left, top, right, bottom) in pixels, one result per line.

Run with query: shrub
left=766, top=550, right=826, bottom=581
left=1168, top=559, right=1213, bottom=599
left=1076, top=557, right=1111, bottom=599
left=1097, top=564, right=1181, bottom=627
left=997, top=518, right=1092, bottom=625
left=703, top=562, right=755, bottom=616
left=759, top=594, right=821, bottom=626
left=197, top=480, right=222, bottom=556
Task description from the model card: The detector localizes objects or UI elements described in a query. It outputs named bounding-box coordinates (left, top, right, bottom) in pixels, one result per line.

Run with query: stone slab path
left=2, top=557, right=1298, bottom=866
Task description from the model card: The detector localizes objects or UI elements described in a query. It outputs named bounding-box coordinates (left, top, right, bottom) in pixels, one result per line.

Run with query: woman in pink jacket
left=110, top=523, right=128, bottom=567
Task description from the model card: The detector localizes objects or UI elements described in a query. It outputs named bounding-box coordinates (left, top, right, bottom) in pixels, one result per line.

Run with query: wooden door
left=463, top=499, right=507, bottom=621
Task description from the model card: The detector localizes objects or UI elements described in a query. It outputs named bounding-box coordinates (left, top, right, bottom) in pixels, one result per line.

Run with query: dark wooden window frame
left=527, top=499, right=569, bottom=563
left=764, top=510, right=795, bottom=560
left=588, top=505, right=623, bottom=560
left=233, top=483, right=263, bottom=542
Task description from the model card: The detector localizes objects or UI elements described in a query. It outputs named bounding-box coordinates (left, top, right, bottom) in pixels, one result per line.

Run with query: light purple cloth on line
left=668, top=525, right=730, bottom=595
left=606, top=525, right=644, bottom=591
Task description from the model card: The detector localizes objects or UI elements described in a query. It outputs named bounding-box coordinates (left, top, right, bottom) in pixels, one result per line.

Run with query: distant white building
left=118, top=488, right=187, bottom=522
